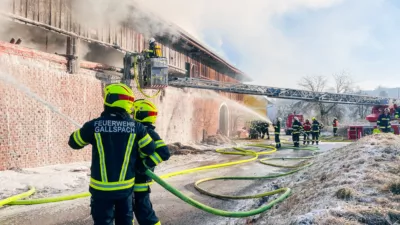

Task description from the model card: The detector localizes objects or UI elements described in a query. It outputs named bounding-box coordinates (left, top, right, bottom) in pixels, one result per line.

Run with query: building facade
left=0, top=0, right=253, bottom=170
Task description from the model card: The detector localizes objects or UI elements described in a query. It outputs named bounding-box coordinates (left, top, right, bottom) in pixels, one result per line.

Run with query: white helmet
left=278, top=117, right=282, bottom=122
left=294, top=117, right=298, bottom=121
left=149, top=38, right=156, bottom=44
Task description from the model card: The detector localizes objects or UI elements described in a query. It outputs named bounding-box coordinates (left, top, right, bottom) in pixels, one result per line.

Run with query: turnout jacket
left=274, top=121, right=281, bottom=134
left=134, top=123, right=171, bottom=192
left=303, top=122, right=311, bottom=132
left=68, top=109, right=156, bottom=199
left=292, top=120, right=303, bottom=134
left=312, top=120, right=320, bottom=132
left=377, top=114, right=391, bottom=129
left=333, top=119, right=339, bottom=128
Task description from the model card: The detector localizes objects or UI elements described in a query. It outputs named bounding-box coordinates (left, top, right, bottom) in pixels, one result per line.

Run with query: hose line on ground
left=3, top=145, right=271, bottom=206
left=1, top=144, right=317, bottom=218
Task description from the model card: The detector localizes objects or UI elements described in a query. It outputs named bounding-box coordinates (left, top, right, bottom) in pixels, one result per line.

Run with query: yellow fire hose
left=0, top=144, right=317, bottom=218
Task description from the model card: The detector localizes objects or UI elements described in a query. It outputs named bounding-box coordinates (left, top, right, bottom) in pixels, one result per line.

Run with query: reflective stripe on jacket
left=68, top=110, right=156, bottom=199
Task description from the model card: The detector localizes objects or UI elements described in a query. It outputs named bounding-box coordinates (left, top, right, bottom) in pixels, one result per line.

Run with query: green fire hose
left=0, top=144, right=317, bottom=218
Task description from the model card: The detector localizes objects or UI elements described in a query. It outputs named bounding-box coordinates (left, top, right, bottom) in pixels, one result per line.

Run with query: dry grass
left=389, top=181, right=400, bottom=195
left=254, top=133, right=400, bottom=225
left=315, top=216, right=360, bottom=225
left=336, top=187, right=356, bottom=201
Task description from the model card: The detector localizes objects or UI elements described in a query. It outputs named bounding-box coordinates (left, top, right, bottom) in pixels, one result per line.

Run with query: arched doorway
left=219, top=104, right=229, bottom=136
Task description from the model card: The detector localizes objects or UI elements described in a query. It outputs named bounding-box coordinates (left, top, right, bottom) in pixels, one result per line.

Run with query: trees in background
left=296, top=71, right=353, bottom=124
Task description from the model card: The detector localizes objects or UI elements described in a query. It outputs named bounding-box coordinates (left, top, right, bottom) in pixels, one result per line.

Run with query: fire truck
left=347, top=103, right=400, bottom=140
left=284, top=113, right=304, bottom=135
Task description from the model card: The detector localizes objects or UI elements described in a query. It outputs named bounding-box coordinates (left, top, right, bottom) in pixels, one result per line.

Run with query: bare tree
left=276, top=101, right=298, bottom=120
left=298, top=75, right=328, bottom=92
left=350, top=88, right=372, bottom=120
left=297, top=71, right=354, bottom=124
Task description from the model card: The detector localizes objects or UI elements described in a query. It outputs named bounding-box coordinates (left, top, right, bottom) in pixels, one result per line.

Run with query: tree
left=297, top=71, right=354, bottom=124
left=350, top=88, right=372, bottom=120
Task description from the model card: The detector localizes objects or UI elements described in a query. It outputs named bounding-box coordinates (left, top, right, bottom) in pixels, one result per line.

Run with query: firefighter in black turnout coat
left=68, top=83, right=156, bottom=225
left=132, top=99, right=170, bottom=225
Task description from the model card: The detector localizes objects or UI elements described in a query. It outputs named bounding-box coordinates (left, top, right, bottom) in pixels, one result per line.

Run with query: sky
left=138, top=0, right=400, bottom=90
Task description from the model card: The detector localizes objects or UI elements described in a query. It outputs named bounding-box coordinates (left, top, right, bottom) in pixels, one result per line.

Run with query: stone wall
left=0, top=42, right=245, bottom=170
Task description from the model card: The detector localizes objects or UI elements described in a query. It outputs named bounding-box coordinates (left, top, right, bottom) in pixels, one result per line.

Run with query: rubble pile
left=167, top=142, right=213, bottom=155
left=255, top=134, right=400, bottom=225
left=203, top=134, right=236, bottom=145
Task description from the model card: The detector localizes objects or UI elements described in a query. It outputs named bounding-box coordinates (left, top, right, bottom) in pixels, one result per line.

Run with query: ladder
left=168, top=78, right=392, bottom=106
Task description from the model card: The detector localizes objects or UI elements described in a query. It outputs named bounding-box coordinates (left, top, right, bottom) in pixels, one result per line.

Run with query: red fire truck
left=285, top=113, right=304, bottom=135
left=348, top=104, right=400, bottom=140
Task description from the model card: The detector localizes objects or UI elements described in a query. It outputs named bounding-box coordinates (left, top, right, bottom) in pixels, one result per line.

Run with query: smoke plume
left=0, top=0, right=181, bottom=66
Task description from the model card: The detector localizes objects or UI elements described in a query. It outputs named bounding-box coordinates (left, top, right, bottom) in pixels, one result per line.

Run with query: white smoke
left=134, top=0, right=400, bottom=89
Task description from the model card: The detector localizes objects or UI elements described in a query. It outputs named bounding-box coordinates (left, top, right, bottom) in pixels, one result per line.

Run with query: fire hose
left=0, top=144, right=318, bottom=218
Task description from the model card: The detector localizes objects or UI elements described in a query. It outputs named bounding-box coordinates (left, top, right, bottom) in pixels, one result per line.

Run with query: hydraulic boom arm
left=169, top=78, right=392, bottom=106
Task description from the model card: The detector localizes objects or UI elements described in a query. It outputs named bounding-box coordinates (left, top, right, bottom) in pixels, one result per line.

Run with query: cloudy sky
left=138, top=0, right=400, bottom=90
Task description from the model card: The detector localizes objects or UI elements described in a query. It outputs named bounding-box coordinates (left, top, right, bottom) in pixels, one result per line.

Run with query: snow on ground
left=252, top=133, right=400, bottom=225
left=0, top=162, right=91, bottom=200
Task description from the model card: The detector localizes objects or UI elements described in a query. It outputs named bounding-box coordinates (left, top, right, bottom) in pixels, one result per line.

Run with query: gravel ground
left=0, top=141, right=348, bottom=225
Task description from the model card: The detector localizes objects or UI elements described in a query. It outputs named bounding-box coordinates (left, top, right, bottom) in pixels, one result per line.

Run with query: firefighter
left=249, top=121, right=259, bottom=139
left=332, top=118, right=339, bottom=136
left=274, top=118, right=282, bottom=149
left=291, top=117, right=302, bottom=147
left=68, top=83, right=156, bottom=225
left=311, top=117, right=320, bottom=145
left=395, top=105, right=400, bottom=119
left=302, top=119, right=311, bottom=145
left=260, top=121, right=270, bottom=139
left=377, top=108, right=392, bottom=133
left=132, top=99, right=170, bottom=225
left=144, top=38, right=162, bottom=58
left=319, top=122, right=324, bottom=136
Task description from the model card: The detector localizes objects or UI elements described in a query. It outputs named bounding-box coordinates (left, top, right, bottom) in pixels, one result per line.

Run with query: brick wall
left=0, top=42, right=245, bottom=170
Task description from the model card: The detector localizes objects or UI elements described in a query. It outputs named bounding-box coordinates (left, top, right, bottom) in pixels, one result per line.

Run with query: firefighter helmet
left=312, top=117, right=316, bottom=121
left=384, top=108, right=390, bottom=112
left=306, top=119, right=310, bottom=122
left=149, top=37, right=156, bottom=44
left=278, top=117, right=282, bottom=122
left=103, top=83, right=135, bottom=114
left=294, top=117, right=299, bottom=121
left=132, top=99, right=158, bottom=124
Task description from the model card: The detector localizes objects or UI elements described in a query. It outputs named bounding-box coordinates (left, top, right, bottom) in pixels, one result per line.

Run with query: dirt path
left=0, top=143, right=348, bottom=225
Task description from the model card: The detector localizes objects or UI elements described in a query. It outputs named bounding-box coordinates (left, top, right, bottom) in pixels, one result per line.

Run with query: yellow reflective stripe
left=149, top=152, right=162, bottom=165
left=94, top=133, right=108, bottom=182
left=119, top=134, right=136, bottom=182
left=139, top=134, right=152, bottom=148
left=154, top=221, right=161, bottom=225
left=149, top=155, right=160, bottom=166
left=90, top=177, right=135, bottom=191
left=154, top=152, right=162, bottom=162
left=139, top=150, right=147, bottom=158
left=134, top=183, right=149, bottom=192
left=73, top=130, right=87, bottom=147
left=155, top=140, right=166, bottom=149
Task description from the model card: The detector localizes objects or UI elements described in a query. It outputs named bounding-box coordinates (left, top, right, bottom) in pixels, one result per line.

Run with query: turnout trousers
left=303, top=131, right=310, bottom=144
left=133, top=172, right=161, bottom=225
left=292, top=132, right=300, bottom=147
left=274, top=134, right=281, bottom=149
left=333, top=127, right=338, bottom=136
left=311, top=131, right=319, bottom=145
left=91, top=192, right=134, bottom=225
left=261, top=130, right=270, bottom=139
